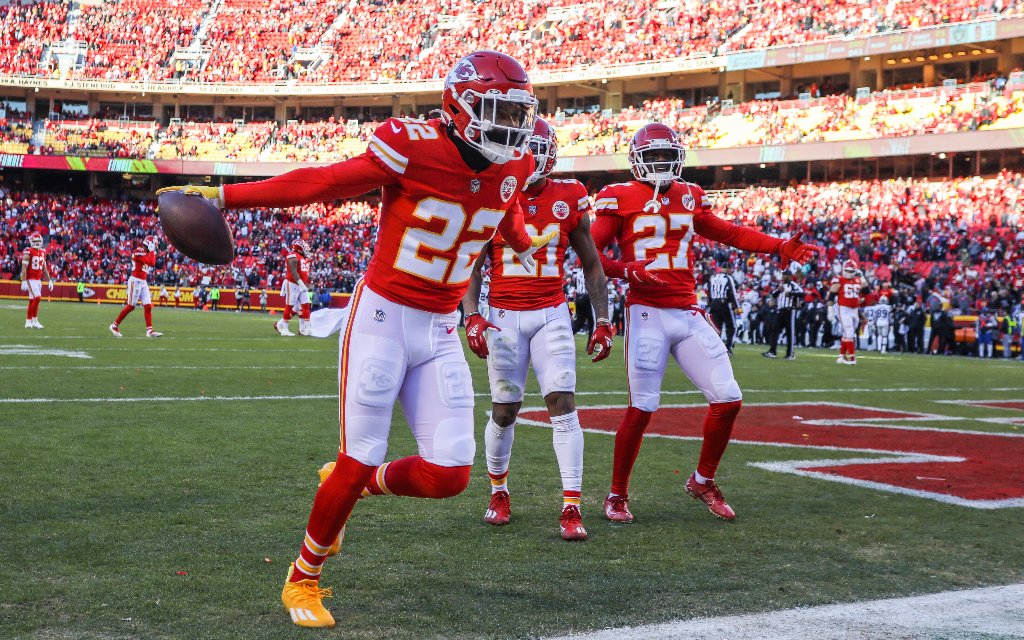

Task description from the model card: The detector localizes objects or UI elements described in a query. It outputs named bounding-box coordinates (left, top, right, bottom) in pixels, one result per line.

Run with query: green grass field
left=1, top=302, right=1022, bottom=639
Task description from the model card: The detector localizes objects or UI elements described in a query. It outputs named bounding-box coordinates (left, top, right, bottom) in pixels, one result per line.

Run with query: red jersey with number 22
left=488, top=178, right=588, bottom=311
left=131, top=250, right=156, bottom=280
left=832, top=275, right=863, bottom=308
left=363, top=118, right=534, bottom=313
left=24, top=247, right=46, bottom=279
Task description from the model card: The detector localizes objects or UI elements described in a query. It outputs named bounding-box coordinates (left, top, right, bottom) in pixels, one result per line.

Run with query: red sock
left=610, top=407, right=652, bottom=496
left=27, top=299, right=38, bottom=319
left=364, top=456, right=470, bottom=499
left=696, top=400, right=742, bottom=479
left=291, top=452, right=374, bottom=582
left=114, top=305, right=134, bottom=326
left=300, top=302, right=311, bottom=320
left=283, top=305, right=293, bottom=321
left=32, top=298, right=40, bottom=318
left=143, top=304, right=153, bottom=329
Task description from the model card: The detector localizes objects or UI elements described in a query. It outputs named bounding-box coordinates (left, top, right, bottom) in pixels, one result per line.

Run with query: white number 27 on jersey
left=632, top=213, right=694, bottom=270
left=395, top=198, right=504, bottom=284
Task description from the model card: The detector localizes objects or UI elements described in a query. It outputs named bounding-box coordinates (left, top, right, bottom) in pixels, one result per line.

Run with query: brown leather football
left=157, top=191, right=234, bottom=265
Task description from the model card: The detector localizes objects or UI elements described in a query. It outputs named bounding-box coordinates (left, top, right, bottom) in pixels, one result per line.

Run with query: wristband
left=596, top=318, right=611, bottom=325
left=464, top=312, right=481, bottom=319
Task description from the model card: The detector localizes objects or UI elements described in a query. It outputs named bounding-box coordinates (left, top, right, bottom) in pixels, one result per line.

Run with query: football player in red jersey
left=20, top=232, right=52, bottom=329
left=276, top=239, right=313, bottom=337
left=110, top=235, right=163, bottom=338
left=157, top=50, right=555, bottom=628
left=830, top=259, right=864, bottom=364
left=592, top=123, right=821, bottom=523
left=461, top=118, right=614, bottom=541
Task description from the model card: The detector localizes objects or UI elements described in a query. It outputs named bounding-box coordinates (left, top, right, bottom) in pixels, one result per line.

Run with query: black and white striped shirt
left=708, top=273, right=738, bottom=306
left=774, top=282, right=804, bottom=310
left=572, top=268, right=587, bottom=296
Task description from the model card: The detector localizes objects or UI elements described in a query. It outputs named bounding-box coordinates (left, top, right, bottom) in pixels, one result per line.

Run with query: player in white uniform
left=874, top=295, right=892, bottom=354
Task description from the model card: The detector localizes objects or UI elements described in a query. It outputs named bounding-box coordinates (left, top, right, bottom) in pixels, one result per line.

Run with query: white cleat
left=109, top=323, right=123, bottom=337
left=25, top=319, right=33, bottom=329
left=146, top=329, right=163, bottom=338
left=275, top=320, right=295, bottom=337
left=32, top=319, right=44, bottom=329
left=299, top=319, right=311, bottom=336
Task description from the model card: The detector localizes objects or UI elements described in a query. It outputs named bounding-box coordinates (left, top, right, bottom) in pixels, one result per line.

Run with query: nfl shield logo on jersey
left=681, top=194, right=695, bottom=210
left=469, top=179, right=481, bottom=193
left=528, top=205, right=538, bottom=215
left=552, top=200, right=570, bottom=220
left=500, top=176, right=518, bottom=202
left=374, top=309, right=386, bottom=323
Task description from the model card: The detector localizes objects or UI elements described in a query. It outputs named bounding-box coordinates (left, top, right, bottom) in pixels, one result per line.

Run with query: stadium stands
left=0, top=0, right=1021, bottom=82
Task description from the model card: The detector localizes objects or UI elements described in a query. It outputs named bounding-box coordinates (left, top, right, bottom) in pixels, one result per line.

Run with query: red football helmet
left=28, top=232, right=43, bottom=249
left=441, top=50, right=537, bottom=164
left=143, top=235, right=158, bottom=252
left=292, top=239, right=311, bottom=257
left=629, top=123, right=686, bottom=186
left=526, top=118, right=558, bottom=185
left=842, top=259, right=858, bottom=277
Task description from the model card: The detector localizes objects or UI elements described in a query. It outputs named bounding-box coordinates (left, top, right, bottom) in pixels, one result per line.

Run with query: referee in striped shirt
left=763, top=271, right=804, bottom=360
left=707, top=266, right=738, bottom=353
left=569, top=266, right=594, bottom=340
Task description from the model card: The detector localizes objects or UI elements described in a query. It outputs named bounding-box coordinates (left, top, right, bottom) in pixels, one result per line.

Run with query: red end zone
left=518, top=403, right=1024, bottom=509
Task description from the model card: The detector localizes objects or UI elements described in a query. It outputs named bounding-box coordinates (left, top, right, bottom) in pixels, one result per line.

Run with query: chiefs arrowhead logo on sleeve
left=500, top=176, right=518, bottom=203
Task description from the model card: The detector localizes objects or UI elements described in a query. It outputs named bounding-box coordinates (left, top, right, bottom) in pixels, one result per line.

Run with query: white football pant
left=486, top=304, right=576, bottom=404
left=125, top=276, right=152, bottom=307
left=337, top=282, right=475, bottom=468
left=838, top=305, right=859, bottom=341
left=626, top=304, right=742, bottom=412
left=25, top=279, right=42, bottom=299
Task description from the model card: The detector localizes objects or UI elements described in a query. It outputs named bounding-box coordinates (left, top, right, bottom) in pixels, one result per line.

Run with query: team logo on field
left=469, top=178, right=481, bottom=193
left=528, top=205, right=538, bottom=215
left=500, top=176, right=518, bottom=202
left=552, top=200, right=570, bottom=220
left=374, top=309, right=386, bottom=323
left=681, top=194, right=695, bottom=210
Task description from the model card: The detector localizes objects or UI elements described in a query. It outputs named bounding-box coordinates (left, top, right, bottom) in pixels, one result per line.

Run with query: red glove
left=588, top=320, right=615, bottom=362
left=778, top=231, right=822, bottom=266
left=622, top=259, right=665, bottom=285
left=464, top=312, right=498, bottom=359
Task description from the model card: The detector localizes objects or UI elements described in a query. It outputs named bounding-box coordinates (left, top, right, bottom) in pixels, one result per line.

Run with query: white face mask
left=453, top=88, right=537, bottom=164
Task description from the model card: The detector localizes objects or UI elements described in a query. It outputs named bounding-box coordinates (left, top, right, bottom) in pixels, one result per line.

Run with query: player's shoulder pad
left=560, top=179, right=590, bottom=212
left=368, top=117, right=431, bottom=175
left=594, top=183, right=626, bottom=214
left=681, top=180, right=712, bottom=208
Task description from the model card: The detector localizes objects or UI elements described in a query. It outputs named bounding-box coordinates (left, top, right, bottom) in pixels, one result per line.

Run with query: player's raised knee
left=422, top=462, right=471, bottom=498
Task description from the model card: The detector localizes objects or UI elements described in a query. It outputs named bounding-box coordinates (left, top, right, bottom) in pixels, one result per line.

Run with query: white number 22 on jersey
left=501, top=223, right=560, bottom=277
left=632, top=213, right=694, bottom=270
left=395, top=198, right=504, bottom=284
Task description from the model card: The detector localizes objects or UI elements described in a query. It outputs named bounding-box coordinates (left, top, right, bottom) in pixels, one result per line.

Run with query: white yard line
left=547, top=583, right=1024, bottom=640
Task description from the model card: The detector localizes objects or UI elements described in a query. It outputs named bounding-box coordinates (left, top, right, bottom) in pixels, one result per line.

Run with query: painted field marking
left=0, top=344, right=92, bottom=359
left=518, top=401, right=1024, bottom=509
left=546, top=583, right=1024, bottom=640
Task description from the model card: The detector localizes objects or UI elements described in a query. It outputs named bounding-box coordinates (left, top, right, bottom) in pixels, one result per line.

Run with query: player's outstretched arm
left=157, top=156, right=397, bottom=210
left=694, top=212, right=822, bottom=265
left=569, top=215, right=614, bottom=362
left=461, top=248, right=499, bottom=359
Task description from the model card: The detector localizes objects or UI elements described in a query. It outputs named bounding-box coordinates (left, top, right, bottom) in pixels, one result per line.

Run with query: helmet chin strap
left=643, top=179, right=666, bottom=213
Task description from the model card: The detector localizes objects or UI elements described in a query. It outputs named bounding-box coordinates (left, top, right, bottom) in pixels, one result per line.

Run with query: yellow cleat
left=282, top=565, right=335, bottom=628
left=317, top=462, right=343, bottom=557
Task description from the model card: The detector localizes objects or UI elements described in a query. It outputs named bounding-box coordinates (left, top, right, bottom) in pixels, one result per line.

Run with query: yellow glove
left=155, top=185, right=223, bottom=208
left=530, top=229, right=559, bottom=248
left=518, top=229, right=559, bottom=272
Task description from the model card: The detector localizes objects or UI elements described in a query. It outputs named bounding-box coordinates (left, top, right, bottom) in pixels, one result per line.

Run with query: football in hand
left=157, top=191, right=234, bottom=265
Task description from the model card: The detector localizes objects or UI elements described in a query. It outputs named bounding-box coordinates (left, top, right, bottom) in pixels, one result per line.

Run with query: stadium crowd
left=18, top=76, right=1024, bottom=162
left=0, top=0, right=1021, bottom=83
left=3, top=171, right=1023, bottom=355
